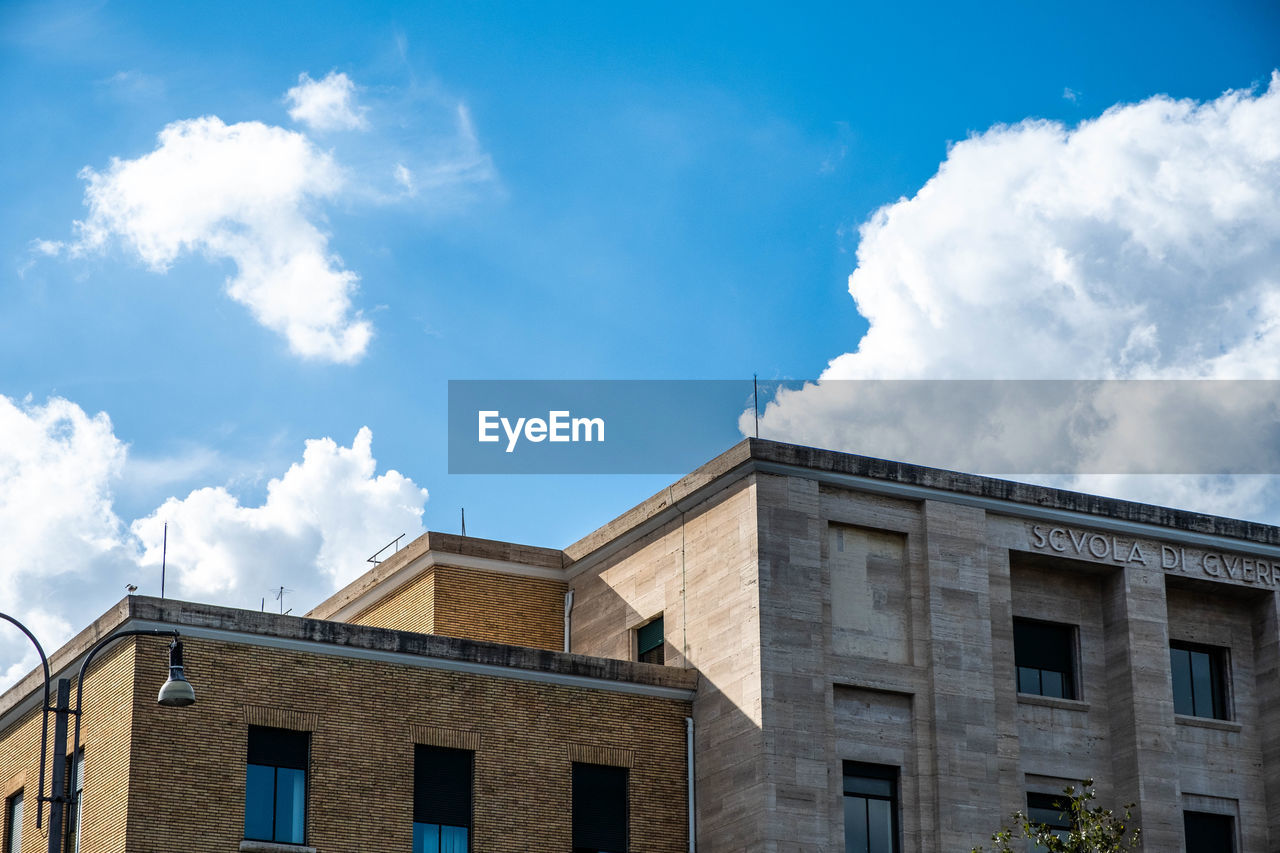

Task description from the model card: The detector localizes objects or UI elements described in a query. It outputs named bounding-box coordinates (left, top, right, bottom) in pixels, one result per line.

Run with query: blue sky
left=2, top=0, right=1280, bottom=678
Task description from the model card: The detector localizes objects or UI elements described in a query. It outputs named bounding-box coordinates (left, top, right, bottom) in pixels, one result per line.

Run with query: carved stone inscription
left=1028, top=523, right=1279, bottom=587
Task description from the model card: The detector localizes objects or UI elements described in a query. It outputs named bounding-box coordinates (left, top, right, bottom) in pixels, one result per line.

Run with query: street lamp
left=157, top=639, right=195, bottom=707
left=0, top=613, right=196, bottom=853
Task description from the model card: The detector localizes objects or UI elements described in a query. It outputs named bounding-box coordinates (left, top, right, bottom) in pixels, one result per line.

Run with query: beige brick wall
left=353, top=568, right=436, bottom=633
left=0, top=639, right=136, bottom=853
left=352, top=566, right=566, bottom=651
left=125, top=635, right=689, bottom=852
left=0, top=701, right=42, bottom=853
left=78, top=641, right=136, bottom=853
left=434, top=566, right=565, bottom=651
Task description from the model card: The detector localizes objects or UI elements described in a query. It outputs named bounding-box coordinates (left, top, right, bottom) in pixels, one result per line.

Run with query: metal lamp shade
left=157, top=640, right=196, bottom=707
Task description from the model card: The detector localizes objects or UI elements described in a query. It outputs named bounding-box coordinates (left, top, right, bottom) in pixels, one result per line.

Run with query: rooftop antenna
left=273, top=586, right=292, bottom=615
left=753, top=374, right=759, bottom=438
left=160, top=522, right=168, bottom=599
left=461, top=507, right=467, bottom=537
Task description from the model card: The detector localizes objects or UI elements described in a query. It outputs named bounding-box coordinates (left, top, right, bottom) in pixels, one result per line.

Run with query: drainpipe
left=563, top=589, right=575, bottom=653
left=686, top=716, right=696, bottom=852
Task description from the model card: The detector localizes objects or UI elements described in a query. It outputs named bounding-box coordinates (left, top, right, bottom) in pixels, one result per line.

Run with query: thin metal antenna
left=461, top=508, right=466, bottom=537
left=753, top=374, right=759, bottom=438
left=160, top=522, right=168, bottom=599
left=273, top=586, right=292, bottom=614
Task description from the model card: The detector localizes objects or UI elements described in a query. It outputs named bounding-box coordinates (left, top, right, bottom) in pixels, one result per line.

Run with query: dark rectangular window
left=4, top=790, right=21, bottom=853
left=637, top=617, right=664, bottom=665
left=1170, top=642, right=1229, bottom=720
left=1184, top=810, right=1235, bottom=853
left=414, top=745, right=472, bottom=853
left=572, top=763, right=627, bottom=853
left=245, top=726, right=308, bottom=844
left=1027, top=792, right=1072, bottom=852
left=1014, top=618, right=1076, bottom=700
left=66, top=750, right=83, bottom=853
left=843, top=762, right=899, bottom=853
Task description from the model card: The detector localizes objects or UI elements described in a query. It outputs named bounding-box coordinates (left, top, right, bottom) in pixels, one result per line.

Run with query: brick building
left=5, top=438, right=1280, bottom=851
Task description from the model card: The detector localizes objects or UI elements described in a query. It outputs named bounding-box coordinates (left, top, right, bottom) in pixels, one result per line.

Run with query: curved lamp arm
left=0, top=613, right=51, bottom=829
left=70, top=629, right=180, bottom=772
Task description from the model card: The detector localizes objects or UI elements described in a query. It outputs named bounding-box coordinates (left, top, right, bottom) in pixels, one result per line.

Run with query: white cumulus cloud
left=756, top=74, right=1280, bottom=519
left=131, top=427, right=428, bottom=609
left=830, top=74, right=1280, bottom=381
left=286, top=71, right=368, bottom=132
left=0, top=395, right=133, bottom=689
left=44, top=68, right=499, bottom=362
left=0, top=394, right=429, bottom=691
left=0, top=395, right=130, bottom=586
left=71, top=115, right=371, bottom=362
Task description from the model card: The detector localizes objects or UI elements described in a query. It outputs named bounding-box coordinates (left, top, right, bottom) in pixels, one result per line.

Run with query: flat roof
left=565, top=438, right=1280, bottom=562
left=0, top=595, right=697, bottom=731
left=316, top=438, right=1280, bottom=611
left=309, top=531, right=566, bottom=621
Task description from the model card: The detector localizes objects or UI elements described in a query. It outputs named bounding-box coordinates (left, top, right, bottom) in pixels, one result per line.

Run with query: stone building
left=4, top=438, right=1280, bottom=851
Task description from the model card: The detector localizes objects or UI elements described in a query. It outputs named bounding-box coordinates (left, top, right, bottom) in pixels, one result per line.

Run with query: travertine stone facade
left=557, top=439, right=1280, bottom=851
left=569, top=475, right=766, bottom=847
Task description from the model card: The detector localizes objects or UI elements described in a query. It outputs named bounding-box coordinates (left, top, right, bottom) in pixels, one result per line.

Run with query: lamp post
left=0, top=613, right=196, bottom=853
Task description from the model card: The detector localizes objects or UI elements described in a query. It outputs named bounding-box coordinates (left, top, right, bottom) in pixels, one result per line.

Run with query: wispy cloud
left=119, top=444, right=225, bottom=494
left=349, top=100, right=498, bottom=206
left=96, top=69, right=165, bottom=101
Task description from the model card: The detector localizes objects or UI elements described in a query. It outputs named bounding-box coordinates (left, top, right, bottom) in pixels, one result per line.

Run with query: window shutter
left=1013, top=620, right=1073, bottom=672
left=247, top=726, right=309, bottom=770
left=414, top=745, right=473, bottom=828
left=637, top=618, right=663, bottom=656
left=573, top=763, right=627, bottom=850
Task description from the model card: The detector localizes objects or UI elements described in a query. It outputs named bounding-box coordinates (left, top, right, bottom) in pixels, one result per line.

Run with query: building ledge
left=1175, top=713, right=1242, bottom=733
left=0, top=595, right=697, bottom=727
left=240, top=841, right=317, bottom=853
left=1017, top=693, right=1090, bottom=713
